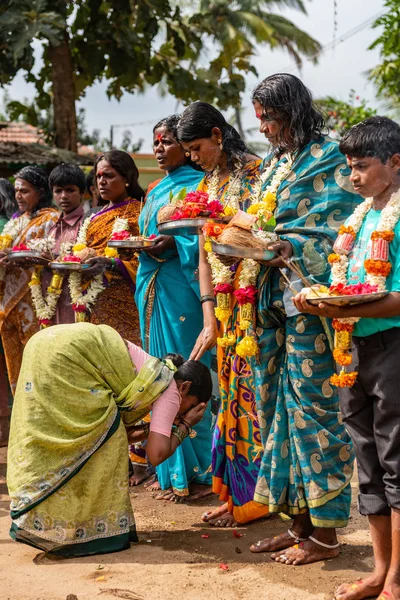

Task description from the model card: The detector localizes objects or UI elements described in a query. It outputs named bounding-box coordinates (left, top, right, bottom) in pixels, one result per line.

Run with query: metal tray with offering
left=108, top=238, right=157, bottom=249
left=8, top=251, right=46, bottom=261
left=49, top=261, right=92, bottom=272
left=212, top=241, right=276, bottom=261
left=306, top=290, right=388, bottom=306
left=158, top=217, right=228, bottom=237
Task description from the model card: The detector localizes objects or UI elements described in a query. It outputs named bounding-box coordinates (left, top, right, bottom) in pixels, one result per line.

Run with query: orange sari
left=86, top=199, right=141, bottom=345
left=0, top=208, right=59, bottom=392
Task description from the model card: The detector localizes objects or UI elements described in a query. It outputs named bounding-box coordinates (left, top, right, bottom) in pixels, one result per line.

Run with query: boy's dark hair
left=49, top=164, right=86, bottom=194
left=252, top=73, right=326, bottom=149
left=339, top=116, right=400, bottom=163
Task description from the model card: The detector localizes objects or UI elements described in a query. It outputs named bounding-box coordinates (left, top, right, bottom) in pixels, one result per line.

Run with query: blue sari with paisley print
left=252, top=137, right=360, bottom=527
left=135, top=165, right=213, bottom=496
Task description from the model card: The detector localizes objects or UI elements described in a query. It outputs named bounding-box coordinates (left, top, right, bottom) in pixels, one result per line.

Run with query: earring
left=218, top=139, right=223, bottom=150
left=125, top=182, right=129, bottom=187
left=185, top=151, right=190, bottom=158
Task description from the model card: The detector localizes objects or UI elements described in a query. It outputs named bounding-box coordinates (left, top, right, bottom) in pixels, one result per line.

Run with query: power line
left=279, top=10, right=385, bottom=73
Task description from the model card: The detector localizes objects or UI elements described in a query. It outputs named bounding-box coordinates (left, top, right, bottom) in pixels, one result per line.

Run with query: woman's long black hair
left=166, top=353, right=212, bottom=405
left=14, top=166, right=53, bottom=212
left=252, top=73, right=326, bottom=150
left=94, top=150, right=145, bottom=200
left=176, top=102, right=251, bottom=171
left=153, top=114, right=202, bottom=171
left=0, top=178, right=18, bottom=219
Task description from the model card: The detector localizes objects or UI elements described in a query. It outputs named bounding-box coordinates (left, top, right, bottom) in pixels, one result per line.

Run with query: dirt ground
left=0, top=447, right=373, bottom=600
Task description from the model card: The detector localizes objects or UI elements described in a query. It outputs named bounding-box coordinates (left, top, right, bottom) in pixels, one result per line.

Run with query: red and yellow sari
left=0, top=208, right=59, bottom=392
left=200, top=160, right=269, bottom=523
left=86, top=199, right=141, bottom=345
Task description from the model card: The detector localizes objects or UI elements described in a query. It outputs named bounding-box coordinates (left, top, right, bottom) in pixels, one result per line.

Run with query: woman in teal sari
left=249, top=74, right=360, bottom=565
left=134, top=115, right=213, bottom=501
left=7, top=322, right=212, bottom=557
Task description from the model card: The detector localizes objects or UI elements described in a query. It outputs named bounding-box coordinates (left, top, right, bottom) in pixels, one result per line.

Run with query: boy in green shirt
left=294, top=116, right=400, bottom=600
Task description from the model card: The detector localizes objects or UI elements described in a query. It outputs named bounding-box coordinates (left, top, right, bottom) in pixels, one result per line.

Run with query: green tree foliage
left=0, top=0, right=320, bottom=150
left=369, top=1, right=400, bottom=99
left=317, top=91, right=377, bottom=138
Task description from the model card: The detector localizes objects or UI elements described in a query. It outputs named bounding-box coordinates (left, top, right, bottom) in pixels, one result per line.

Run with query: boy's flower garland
left=29, top=266, right=64, bottom=328
left=68, top=214, right=118, bottom=320
left=328, top=190, right=400, bottom=387
left=205, top=153, right=293, bottom=356
left=26, top=237, right=66, bottom=328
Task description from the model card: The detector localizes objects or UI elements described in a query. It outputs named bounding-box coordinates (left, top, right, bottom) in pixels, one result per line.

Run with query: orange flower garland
left=329, top=191, right=400, bottom=387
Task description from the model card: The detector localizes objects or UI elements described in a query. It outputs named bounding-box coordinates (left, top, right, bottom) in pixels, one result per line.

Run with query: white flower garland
left=331, top=190, right=400, bottom=291
left=69, top=214, right=129, bottom=315
left=29, top=267, right=63, bottom=326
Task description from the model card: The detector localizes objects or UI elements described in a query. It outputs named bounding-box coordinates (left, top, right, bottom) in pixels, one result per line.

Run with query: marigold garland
left=333, top=348, right=352, bottom=366
left=236, top=335, right=258, bottom=358
left=329, top=189, right=400, bottom=387
left=330, top=371, right=358, bottom=388
left=371, top=230, right=395, bottom=242
left=364, top=259, right=392, bottom=277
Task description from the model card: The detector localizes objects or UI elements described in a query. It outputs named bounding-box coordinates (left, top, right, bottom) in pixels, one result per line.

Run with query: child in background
left=294, top=116, right=400, bottom=600
left=41, top=164, right=86, bottom=325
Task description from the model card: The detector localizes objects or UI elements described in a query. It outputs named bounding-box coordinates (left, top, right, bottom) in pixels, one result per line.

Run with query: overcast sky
left=4, top=0, right=386, bottom=152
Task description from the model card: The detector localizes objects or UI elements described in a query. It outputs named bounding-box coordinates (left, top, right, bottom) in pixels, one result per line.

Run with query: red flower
left=207, top=200, right=224, bottom=217
left=39, top=318, right=52, bottom=326
left=12, top=243, right=29, bottom=252
left=110, top=231, right=130, bottom=240
left=184, top=191, right=209, bottom=205
left=234, top=285, right=258, bottom=305
left=148, top=234, right=157, bottom=240
left=171, top=210, right=186, bottom=221
left=72, top=303, right=86, bottom=312
left=62, top=255, right=81, bottom=263
left=330, top=282, right=378, bottom=296
left=214, top=283, right=234, bottom=294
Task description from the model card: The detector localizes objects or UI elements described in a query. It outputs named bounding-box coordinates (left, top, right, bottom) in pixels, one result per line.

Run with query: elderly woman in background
left=0, top=178, right=18, bottom=446
left=177, top=102, right=269, bottom=527
left=133, top=115, right=213, bottom=500
left=76, top=150, right=144, bottom=344
left=249, top=73, right=359, bottom=565
left=8, top=322, right=212, bottom=557
left=0, top=167, right=59, bottom=394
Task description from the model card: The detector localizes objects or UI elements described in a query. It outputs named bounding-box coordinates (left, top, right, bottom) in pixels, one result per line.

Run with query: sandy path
left=0, top=448, right=373, bottom=600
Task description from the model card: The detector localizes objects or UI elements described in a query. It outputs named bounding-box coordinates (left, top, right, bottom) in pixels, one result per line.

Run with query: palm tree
left=188, top=0, right=321, bottom=137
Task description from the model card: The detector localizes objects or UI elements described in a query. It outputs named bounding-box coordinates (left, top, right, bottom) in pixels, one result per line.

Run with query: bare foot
left=208, top=511, right=237, bottom=527
left=250, top=530, right=306, bottom=554
left=156, top=488, right=185, bottom=503
left=188, top=483, right=213, bottom=501
left=334, top=574, right=386, bottom=600
left=144, top=475, right=160, bottom=492
left=378, top=577, right=400, bottom=600
left=129, top=465, right=151, bottom=487
left=202, top=503, right=229, bottom=523
left=272, top=538, right=340, bottom=566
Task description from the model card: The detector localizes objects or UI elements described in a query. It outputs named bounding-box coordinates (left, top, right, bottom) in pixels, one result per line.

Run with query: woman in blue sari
left=134, top=115, right=213, bottom=501
left=249, top=74, right=360, bottom=565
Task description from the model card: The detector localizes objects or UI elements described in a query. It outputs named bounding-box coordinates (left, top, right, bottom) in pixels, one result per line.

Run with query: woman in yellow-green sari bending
left=7, top=322, right=211, bottom=557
